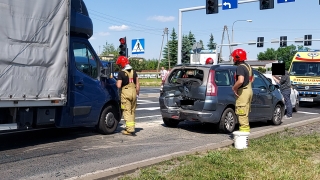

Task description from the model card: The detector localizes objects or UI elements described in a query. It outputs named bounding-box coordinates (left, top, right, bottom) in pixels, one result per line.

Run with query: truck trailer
left=0, top=0, right=121, bottom=134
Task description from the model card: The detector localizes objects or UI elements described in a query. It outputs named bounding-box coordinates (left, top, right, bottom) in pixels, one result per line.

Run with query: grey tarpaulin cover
left=0, top=0, right=69, bottom=101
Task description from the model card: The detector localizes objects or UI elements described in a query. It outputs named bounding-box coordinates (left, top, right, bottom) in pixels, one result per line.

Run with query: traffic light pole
left=217, top=38, right=320, bottom=46
left=178, top=0, right=260, bottom=64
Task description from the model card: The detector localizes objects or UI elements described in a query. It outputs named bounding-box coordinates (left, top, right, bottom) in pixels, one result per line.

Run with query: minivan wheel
left=219, top=108, right=236, bottom=133
left=269, top=104, right=283, bottom=125
left=163, top=118, right=180, bottom=128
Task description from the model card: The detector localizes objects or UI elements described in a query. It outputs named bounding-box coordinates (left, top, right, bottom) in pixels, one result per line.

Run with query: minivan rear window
left=168, top=69, right=204, bottom=84
left=215, top=70, right=231, bottom=86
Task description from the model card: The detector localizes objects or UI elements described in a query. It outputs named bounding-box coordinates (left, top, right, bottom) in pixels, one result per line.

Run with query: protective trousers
left=235, top=64, right=253, bottom=132
left=121, top=70, right=137, bottom=133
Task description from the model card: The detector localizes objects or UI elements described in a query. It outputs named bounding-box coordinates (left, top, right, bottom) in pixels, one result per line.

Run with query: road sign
left=192, top=42, right=203, bottom=53
left=132, top=39, right=145, bottom=54
left=277, top=0, right=295, bottom=3
left=222, top=0, right=238, bottom=10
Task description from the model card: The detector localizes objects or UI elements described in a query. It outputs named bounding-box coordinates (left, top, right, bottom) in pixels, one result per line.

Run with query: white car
left=263, top=74, right=299, bottom=112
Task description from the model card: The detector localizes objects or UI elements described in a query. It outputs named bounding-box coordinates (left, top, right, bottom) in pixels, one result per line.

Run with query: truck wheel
left=98, top=105, right=119, bottom=134
left=163, top=118, right=180, bottom=128
left=268, top=104, right=283, bottom=125
left=219, top=108, right=236, bottom=133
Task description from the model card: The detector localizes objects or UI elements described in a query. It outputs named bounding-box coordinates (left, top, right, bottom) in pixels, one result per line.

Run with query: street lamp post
left=232, top=19, right=252, bottom=46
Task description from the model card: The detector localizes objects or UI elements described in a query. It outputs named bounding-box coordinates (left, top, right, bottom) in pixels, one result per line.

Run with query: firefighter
left=116, top=56, right=140, bottom=136
left=231, top=48, right=254, bottom=132
left=205, top=57, right=214, bottom=65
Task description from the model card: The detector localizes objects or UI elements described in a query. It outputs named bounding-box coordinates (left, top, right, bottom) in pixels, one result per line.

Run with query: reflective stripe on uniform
left=126, top=121, right=135, bottom=127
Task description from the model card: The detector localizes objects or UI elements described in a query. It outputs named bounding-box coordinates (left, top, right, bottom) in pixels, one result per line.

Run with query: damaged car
left=159, top=64, right=285, bottom=133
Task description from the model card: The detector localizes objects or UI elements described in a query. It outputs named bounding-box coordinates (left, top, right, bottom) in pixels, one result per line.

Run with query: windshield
left=289, top=62, right=320, bottom=76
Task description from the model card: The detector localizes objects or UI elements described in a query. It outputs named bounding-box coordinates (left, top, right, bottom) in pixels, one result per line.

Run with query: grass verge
left=139, top=78, right=162, bottom=87
left=119, top=130, right=320, bottom=180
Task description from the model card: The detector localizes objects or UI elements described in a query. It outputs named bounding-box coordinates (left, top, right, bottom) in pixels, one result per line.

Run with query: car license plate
left=300, top=98, right=313, bottom=102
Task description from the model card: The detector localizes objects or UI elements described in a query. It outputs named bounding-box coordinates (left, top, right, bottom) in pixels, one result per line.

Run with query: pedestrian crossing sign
left=132, top=39, right=145, bottom=54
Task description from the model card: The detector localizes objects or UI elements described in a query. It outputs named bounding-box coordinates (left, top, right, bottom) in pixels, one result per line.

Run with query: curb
left=67, top=117, right=320, bottom=180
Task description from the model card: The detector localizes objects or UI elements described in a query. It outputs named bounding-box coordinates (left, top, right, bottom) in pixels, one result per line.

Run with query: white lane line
left=297, top=111, right=319, bottom=115
left=136, top=107, right=160, bottom=111
left=121, top=115, right=162, bottom=121
left=138, top=102, right=159, bottom=105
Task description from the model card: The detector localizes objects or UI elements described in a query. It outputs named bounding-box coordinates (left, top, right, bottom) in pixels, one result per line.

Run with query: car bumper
left=160, top=107, right=221, bottom=124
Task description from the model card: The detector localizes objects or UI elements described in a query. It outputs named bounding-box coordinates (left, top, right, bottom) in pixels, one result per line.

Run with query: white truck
left=190, top=50, right=218, bottom=65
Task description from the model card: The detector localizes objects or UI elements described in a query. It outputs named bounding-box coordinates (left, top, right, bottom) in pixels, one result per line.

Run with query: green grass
left=119, top=130, right=320, bottom=180
left=139, top=78, right=162, bottom=87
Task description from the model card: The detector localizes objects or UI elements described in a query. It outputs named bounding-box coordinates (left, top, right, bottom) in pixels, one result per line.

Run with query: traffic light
left=304, top=34, right=312, bottom=46
left=257, top=37, right=264, bottom=48
left=119, top=37, right=127, bottom=57
left=260, top=0, right=274, bottom=10
left=280, top=36, right=287, bottom=47
left=206, top=0, right=218, bottom=14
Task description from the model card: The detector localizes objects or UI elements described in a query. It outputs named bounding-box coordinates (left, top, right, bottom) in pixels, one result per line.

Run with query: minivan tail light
left=206, top=70, right=217, bottom=96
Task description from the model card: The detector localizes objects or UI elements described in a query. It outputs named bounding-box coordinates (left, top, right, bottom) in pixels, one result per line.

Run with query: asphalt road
left=0, top=88, right=319, bottom=180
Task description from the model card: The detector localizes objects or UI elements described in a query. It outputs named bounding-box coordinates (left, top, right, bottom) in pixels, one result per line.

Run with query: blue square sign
left=222, top=0, right=238, bottom=10
left=277, top=0, right=295, bottom=3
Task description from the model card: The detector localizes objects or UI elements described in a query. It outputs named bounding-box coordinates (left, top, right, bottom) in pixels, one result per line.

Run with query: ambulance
left=289, top=50, right=320, bottom=105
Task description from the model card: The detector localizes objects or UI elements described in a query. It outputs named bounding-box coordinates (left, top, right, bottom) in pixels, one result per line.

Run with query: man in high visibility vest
left=231, top=48, right=254, bottom=132
left=116, top=56, right=140, bottom=136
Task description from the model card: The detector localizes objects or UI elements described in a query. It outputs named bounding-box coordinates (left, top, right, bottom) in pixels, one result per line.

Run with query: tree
left=257, top=44, right=310, bottom=70
left=181, top=35, right=190, bottom=64
left=101, top=41, right=119, bottom=58
left=257, top=48, right=277, bottom=60
left=199, top=40, right=205, bottom=50
left=162, top=28, right=178, bottom=69
left=207, top=33, right=217, bottom=50
left=188, top=31, right=196, bottom=49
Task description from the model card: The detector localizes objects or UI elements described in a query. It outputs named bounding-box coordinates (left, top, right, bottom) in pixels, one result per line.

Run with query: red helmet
left=116, top=56, right=129, bottom=69
left=205, top=58, right=214, bottom=65
left=231, top=48, right=247, bottom=62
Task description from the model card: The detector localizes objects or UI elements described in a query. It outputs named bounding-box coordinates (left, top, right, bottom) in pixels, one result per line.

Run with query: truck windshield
left=289, top=62, right=320, bottom=76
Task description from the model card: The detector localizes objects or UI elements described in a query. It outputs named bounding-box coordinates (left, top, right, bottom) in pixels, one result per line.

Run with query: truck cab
left=0, top=0, right=121, bottom=134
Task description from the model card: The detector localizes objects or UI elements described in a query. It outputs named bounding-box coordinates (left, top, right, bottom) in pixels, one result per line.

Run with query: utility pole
left=157, top=28, right=166, bottom=72
left=218, top=25, right=232, bottom=63
left=164, top=28, right=170, bottom=69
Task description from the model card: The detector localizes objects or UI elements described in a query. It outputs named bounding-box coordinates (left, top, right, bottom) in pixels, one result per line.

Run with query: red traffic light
left=119, top=38, right=126, bottom=44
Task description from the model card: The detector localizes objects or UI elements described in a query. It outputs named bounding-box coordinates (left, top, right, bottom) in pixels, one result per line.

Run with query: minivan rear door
left=161, top=67, right=208, bottom=110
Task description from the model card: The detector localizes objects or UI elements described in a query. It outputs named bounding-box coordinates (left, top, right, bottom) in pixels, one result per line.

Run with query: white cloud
left=89, top=36, right=96, bottom=40
left=108, top=25, right=129, bottom=31
left=97, top=32, right=110, bottom=36
left=147, top=16, right=175, bottom=22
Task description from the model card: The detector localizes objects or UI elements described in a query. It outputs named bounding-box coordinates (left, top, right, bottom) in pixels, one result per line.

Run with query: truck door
left=70, top=40, right=105, bottom=124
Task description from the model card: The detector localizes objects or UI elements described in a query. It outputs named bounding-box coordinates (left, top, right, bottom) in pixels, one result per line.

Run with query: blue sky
left=84, top=0, right=320, bottom=61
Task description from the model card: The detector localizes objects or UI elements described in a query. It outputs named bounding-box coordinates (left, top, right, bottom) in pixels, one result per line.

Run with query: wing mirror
left=274, top=85, right=280, bottom=89
left=268, top=84, right=276, bottom=91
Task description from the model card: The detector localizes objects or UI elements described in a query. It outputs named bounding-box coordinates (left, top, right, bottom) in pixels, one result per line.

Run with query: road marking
left=138, top=102, right=159, bottom=105
left=121, top=115, right=162, bottom=121
left=297, top=111, right=319, bottom=115
left=136, top=107, right=160, bottom=111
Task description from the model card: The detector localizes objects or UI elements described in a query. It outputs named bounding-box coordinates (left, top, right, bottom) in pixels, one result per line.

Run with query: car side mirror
left=274, top=85, right=280, bottom=89
left=269, top=84, right=275, bottom=91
